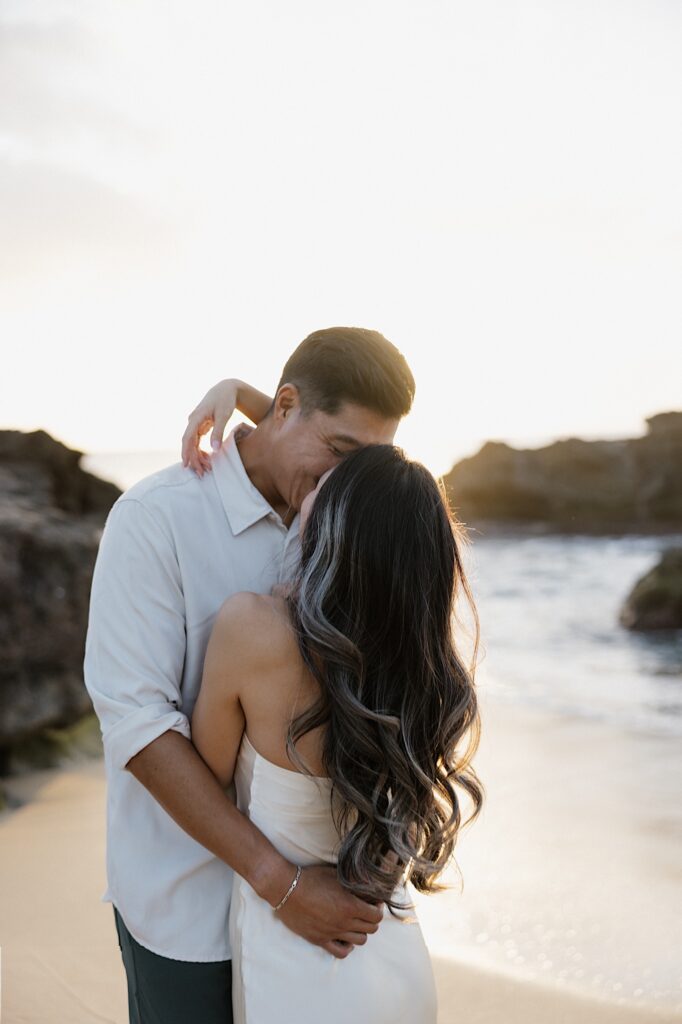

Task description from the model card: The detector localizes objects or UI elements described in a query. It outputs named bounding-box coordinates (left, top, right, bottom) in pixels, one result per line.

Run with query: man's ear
left=274, top=382, right=299, bottom=422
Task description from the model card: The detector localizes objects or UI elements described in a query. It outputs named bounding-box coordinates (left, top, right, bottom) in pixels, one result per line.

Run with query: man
left=83, top=326, right=415, bottom=1022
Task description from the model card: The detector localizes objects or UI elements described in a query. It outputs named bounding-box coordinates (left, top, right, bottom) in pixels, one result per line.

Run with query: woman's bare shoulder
left=214, top=591, right=297, bottom=666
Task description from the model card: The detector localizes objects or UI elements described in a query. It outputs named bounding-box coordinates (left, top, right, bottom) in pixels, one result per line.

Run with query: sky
left=1, top=0, right=680, bottom=475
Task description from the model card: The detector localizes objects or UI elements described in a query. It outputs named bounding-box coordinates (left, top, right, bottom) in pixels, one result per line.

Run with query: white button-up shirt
left=83, top=423, right=302, bottom=961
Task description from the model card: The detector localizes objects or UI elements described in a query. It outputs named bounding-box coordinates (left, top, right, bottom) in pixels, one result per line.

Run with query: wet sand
left=414, top=688, right=682, bottom=1020
left=1, top=692, right=680, bottom=1023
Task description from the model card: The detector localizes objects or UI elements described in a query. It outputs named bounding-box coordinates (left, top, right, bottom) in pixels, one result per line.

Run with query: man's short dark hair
left=272, top=326, right=415, bottom=420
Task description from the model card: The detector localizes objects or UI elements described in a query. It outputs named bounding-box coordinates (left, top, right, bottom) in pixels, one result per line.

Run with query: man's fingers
left=322, top=940, right=354, bottom=959
left=349, top=915, right=380, bottom=934
left=336, top=931, right=368, bottom=946
left=350, top=895, right=384, bottom=924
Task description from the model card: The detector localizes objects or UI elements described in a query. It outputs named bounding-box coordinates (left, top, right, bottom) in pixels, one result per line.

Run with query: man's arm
left=127, top=731, right=381, bottom=956
left=84, top=499, right=381, bottom=957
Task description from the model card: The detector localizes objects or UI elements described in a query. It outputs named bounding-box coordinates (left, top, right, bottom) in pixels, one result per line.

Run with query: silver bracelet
left=274, top=865, right=302, bottom=911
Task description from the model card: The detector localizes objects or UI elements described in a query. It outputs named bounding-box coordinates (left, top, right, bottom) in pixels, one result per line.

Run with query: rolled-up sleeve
left=83, top=497, right=191, bottom=773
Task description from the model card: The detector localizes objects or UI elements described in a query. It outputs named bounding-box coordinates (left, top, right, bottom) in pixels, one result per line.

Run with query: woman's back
left=228, top=594, right=438, bottom=1023
left=233, top=593, right=328, bottom=779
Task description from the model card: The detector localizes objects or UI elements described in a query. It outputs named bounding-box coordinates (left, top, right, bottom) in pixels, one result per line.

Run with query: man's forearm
left=126, top=729, right=295, bottom=905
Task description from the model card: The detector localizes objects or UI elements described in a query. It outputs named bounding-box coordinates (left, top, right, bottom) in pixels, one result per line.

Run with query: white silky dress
left=229, top=733, right=438, bottom=1024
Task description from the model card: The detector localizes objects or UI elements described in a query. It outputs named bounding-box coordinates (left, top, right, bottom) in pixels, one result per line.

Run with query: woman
left=188, top=384, right=484, bottom=1023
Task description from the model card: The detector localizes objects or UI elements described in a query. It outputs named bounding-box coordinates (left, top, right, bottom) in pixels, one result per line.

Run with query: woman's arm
left=181, top=378, right=274, bottom=477
left=235, top=380, right=275, bottom=425
left=191, top=594, right=251, bottom=787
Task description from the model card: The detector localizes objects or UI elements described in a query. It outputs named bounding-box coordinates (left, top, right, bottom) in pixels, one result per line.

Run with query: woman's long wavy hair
left=283, top=444, right=484, bottom=914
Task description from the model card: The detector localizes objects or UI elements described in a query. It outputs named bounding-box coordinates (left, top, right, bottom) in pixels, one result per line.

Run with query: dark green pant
left=113, top=905, right=233, bottom=1024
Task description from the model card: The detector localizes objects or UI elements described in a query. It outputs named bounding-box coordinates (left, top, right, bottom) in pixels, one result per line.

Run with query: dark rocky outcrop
left=619, top=547, right=682, bottom=631
left=443, top=411, right=682, bottom=533
left=0, top=429, right=121, bottom=773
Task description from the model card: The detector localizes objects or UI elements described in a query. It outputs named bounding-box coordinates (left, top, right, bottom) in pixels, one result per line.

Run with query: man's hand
left=274, top=863, right=383, bottom=959
left=126, top=731, right=382, bottom=961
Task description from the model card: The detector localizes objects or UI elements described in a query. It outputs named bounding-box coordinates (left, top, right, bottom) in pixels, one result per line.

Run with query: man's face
left=270, top=393, right=400, bottom=515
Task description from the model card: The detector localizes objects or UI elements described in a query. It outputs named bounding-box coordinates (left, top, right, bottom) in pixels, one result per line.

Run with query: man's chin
left=297, top=482, right=319, bottom=510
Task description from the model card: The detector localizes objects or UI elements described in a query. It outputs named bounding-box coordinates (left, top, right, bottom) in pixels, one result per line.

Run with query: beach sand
left=1, top=693, right=680, bottom=1023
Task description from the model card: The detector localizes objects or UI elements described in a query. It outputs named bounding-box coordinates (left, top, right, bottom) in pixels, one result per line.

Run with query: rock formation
left=619, top=547, right=682, bottom=631
left=442, top=411, right=682, bottom=532
left=0, top=429, right=121, bottom=771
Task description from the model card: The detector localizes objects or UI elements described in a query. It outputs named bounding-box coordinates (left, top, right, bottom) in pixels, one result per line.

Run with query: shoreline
left=1, top=695, right=681, bottom=1021
left=431, top=955, right=682, bottom=1023
left=465, top=518, right=682, bottom=539
left=414, top=689, right=682, bottom=1017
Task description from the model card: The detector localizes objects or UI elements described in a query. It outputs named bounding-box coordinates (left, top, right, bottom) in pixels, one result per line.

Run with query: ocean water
left=461, top=527, right=682, bottom=739
left=83, top=449, right=682, bottom=741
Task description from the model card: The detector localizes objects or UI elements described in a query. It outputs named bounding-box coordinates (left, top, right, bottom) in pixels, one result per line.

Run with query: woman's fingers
left=182, top=380, right=240, bottom=472
left=182, top=412, right=215, bottom=476
left=195, top=450, right=211, bottom=477
left=209, top=412, right=230, bottom=453
left=183, top=437, right=210, bottom=477
left=181, top=413, right=204, bottom=465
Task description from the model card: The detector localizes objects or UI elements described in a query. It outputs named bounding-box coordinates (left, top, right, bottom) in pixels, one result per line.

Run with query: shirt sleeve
left=83, top=497, right=191, bottom=773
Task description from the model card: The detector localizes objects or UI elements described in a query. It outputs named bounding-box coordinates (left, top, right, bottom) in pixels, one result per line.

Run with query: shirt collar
left=211, top=422, right=300, bottom=537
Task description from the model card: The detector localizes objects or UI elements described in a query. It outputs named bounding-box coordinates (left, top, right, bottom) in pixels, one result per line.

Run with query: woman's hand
left=181, top=378, right=273, bottom=478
